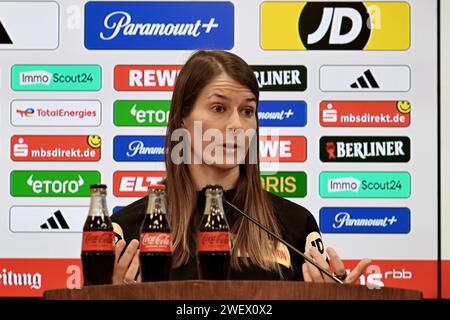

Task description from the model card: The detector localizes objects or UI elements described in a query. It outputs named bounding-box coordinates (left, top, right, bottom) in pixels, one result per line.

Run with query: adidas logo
left=350, top=69, right=379, bottom=89
left=40, top=210, right=70, bottom=230
left=0, top=20, right=13, bottom=44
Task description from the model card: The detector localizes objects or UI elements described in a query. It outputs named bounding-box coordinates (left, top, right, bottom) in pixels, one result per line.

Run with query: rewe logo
left=299, top=3, right=371, bottom=50
left=114, top=65, right=182, bottom=91
left=27, top=175, right=84, bottom=195
left=259, top=136, right=307, bottom=162
left=113, top=171, right=166, bottom=197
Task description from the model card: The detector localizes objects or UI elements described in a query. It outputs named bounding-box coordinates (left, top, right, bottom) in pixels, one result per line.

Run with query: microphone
left=223, top=198, right=345, bottom=284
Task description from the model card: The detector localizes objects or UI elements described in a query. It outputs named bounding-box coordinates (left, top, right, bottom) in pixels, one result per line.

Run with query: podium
left=43, top=280, right=422, bottom=300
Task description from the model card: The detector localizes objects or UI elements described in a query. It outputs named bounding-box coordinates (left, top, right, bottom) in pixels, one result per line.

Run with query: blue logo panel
left=85, top=1, right=234, bottom=49
left=319, top=207, right=410, bottom=233
left=258, top=101, right=307, bottom=127
left=113, top=136, right=165, bottom=161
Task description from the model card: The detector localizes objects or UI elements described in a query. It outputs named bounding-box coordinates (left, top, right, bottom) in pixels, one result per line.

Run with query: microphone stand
left=224, top=199, right=344, bottom=284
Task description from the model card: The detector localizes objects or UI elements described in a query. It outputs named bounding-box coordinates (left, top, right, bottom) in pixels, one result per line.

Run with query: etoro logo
left=114, top=100, right=170, bottom=126
left=320, top=136, right=410, bottom=162
left=114, top=65, right=182, bottom=91
left=10, top=171, right=100, bottom=197
left=261, top=2, right=410, bottom=50
left=113, top=171, right=166, bottom=197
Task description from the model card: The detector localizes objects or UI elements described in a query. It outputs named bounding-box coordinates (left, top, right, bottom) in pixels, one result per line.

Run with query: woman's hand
left=302, top=246, right=371, bottom=284
left=112, top=239, right=142, bottom=284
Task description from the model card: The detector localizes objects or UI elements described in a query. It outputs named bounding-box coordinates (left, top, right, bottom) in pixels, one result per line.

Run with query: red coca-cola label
left=140, top=232, right=172, bottom=253
left=82, top=231, right=114, bottom=251
left=198, top=232, right=231, bottom=252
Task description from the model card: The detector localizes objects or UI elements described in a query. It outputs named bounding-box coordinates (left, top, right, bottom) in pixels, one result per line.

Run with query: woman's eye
left=242, top=108, right=255, bottom=117
left=212, top=105, right=225, bottom=113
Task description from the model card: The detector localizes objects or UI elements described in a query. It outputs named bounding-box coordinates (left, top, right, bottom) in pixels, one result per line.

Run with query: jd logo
left=299, top=2, right=371, bottom=50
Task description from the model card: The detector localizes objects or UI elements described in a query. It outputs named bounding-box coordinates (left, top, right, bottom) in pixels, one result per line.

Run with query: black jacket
left=111, top=189, right=323, bottom=281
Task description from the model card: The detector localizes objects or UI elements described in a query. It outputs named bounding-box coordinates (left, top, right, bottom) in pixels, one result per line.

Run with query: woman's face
left=181, top=72, right=258, bottom=170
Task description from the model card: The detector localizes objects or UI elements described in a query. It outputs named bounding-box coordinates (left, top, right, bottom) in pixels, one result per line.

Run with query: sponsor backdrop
left=0, top=0, right=440, bottom=297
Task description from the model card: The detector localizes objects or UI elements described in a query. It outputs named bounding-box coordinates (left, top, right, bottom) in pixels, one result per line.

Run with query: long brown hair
left=165, top=50, right=282, bottom=272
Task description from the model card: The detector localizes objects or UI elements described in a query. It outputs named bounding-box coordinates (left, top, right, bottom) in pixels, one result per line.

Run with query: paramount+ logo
left=320, top=136, right=410, bottom=162
left=261, top=2, right=410, bottom=50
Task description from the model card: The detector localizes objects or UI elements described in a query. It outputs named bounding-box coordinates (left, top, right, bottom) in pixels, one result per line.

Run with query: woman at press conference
left=110, top=50, right=371, bottom=284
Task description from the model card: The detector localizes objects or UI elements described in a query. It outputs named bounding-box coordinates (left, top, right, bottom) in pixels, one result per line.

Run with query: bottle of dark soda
left=81, top=184, right=115, bottom=286
left=197, top=185, right=232, bottom=280
left=139, top=184, right=173, bottom=281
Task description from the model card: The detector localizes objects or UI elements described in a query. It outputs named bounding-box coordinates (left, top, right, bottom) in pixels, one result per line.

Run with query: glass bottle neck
left=203, top=195, right=226, bottom=216
left=146, top=192, right=167, bottom=215
left=88, top=191, right=109, bottom=217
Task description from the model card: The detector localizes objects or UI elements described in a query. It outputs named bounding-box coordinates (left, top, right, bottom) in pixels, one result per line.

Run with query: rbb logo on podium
left=113, top=171, right=166, bottom=197
left=259, top=136, right=307, bottom=162
left=342, top=260, right=438, bottom=298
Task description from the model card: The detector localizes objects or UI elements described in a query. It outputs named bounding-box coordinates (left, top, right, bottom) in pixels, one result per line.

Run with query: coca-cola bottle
left=139, top=184, right=173, bottom=281
left=197, top=185, right=232, bottom=280
left=81, top=184, right=115, bottom=286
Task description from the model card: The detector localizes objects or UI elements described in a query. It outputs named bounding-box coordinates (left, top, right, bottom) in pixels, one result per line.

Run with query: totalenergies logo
left=16, top=108, right=35, bottom=117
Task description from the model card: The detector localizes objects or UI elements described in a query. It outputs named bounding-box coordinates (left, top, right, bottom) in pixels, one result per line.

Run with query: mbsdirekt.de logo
left=84, top=1, right=234, bottom=50
left=320, top=207, right=410, bottom=233
left=258, top=101, right=307, bottom=127
left=11, top=65, right=101, bottom=91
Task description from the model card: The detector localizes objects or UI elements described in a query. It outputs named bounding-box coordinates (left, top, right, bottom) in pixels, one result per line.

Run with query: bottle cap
left=150, top=184, right=166, bottom=190
left=90, top=184, right=107, bottom=189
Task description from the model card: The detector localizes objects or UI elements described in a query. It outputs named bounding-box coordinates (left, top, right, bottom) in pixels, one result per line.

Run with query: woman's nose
left=226, top=108, right=243, bottom=131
